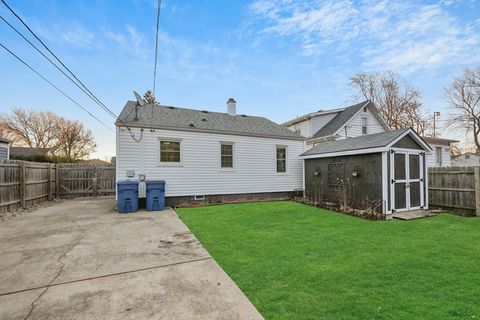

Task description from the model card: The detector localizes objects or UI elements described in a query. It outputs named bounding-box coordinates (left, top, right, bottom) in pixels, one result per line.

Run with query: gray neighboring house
left=452, top=152, right=480, bottom=167
left=116, top=98, right=305, bottom=206
left=301, top=128, right=432, bottom=216
left=0, top=137, right=11, bottom=160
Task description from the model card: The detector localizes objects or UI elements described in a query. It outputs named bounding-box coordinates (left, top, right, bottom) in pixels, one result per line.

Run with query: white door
left=391, top=150, right=424, bottom=212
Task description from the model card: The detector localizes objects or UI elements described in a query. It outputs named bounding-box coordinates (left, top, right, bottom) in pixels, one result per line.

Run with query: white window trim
left=276, top=145, right=288, bottom=174
left=158, top=138, right=183, bottom=167
left=219, top=141, right=235, bottom=171
left=361, top=116, right=368, bottom=135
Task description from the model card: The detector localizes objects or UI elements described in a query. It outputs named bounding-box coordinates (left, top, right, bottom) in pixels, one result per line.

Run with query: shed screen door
left=391, top=151, right=424, bottom=212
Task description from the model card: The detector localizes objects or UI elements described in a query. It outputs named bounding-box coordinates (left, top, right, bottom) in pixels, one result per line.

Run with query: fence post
left=475, top=167, right=480, bottom=217
left=19, top=161, right=26, bottom=208
left=55, top=164, right=60, bottom=199
left=47, top=163, right=53, bottom=201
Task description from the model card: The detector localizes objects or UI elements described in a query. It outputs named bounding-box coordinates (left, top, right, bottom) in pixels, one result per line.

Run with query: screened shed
left=301, top=128, right=432, bottom=216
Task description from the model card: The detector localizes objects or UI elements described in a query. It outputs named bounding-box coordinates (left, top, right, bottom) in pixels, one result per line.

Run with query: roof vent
left=202, top=118, right=207, bottom=122
left=241, top=114, right=247, bottom=117
left=168, top=106, right=175, bottom=109
left=189, top=123, right=195, bottom=127
left=202, top=110, right=209, bottom=113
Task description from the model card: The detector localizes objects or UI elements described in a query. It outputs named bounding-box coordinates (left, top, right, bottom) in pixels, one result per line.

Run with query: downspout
left=344, top=125, right=348, bottom=138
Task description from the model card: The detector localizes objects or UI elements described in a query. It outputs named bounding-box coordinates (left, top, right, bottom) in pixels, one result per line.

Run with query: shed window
left=361, top=117, right=368, bottom=134
left=160, top=140, right=181, bottom=163
left=221, top=143, right=234, bottom=168
left=276, top=147, right=286, bottom=172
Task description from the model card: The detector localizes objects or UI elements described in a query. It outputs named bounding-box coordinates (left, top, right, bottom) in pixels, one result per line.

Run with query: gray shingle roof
left=116, top=101, right=304, bottom=140
left=311, top=101, right=369, bottom=138
left=302, top=128, right=411, bottom=156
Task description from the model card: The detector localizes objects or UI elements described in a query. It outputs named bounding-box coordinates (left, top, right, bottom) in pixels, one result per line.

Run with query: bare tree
left=0, top=108, right=58, bottom=149
left=445, top=67, right=480, bottom=152
left=53, top=118, right=97, bottom=160
left=350, top=71, right=431, bottom=135
left=1, top=107, right=97, bottom=161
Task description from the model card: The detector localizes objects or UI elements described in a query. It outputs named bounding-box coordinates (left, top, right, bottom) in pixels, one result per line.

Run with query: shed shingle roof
left=301, top=128, right=411, bottom=156
left=311, top=101, right=369, bottom=138
left=116, top=101, right=304, bottom=140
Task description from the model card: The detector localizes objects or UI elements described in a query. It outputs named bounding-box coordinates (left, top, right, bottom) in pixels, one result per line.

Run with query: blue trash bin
left=146, top=180, right=166, bottom=211
left=117, top=180, right=139, bottom=213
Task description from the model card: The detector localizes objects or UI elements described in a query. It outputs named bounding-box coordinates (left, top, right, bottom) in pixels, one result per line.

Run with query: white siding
left=117, top=127, right=304, bottom=197
left=426, top=143, right=452, bottom=167
left=337, top=108, right=386, bottom=139
left=452, top=154, right=480, bottom=167
left=0, top=142, right=9, bottom=160
left=310, top=113, right=337, bottom=136
left=287, top=120, right=311, bottom=138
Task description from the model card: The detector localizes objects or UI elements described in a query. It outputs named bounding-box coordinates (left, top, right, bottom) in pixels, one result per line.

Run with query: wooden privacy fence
left=428, top=166, right=480, bottom=216
left=0, top=160, right=115, bottom=214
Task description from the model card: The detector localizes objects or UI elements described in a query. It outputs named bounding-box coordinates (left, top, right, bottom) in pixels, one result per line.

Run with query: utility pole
left=433, top=111, right=441, bottom=138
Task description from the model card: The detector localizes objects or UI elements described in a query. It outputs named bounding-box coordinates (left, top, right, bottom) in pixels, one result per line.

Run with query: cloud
left=247, top=0, right=480, bottom=72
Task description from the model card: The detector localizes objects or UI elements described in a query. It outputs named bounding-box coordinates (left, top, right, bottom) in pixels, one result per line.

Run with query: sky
left=1, top=0, right=479, bottom=159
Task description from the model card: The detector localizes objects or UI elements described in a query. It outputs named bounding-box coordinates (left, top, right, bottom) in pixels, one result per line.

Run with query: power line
left=152, top=0, right=162, bottom=96
left=0, top=42, right=113, bottom=132
left=1, top=0, right=118, bottom=119
left=0, top=15, right=117, bottom=120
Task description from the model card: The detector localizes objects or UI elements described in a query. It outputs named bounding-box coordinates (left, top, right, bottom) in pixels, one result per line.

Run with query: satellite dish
left=133, top=91, right=145, bottom=106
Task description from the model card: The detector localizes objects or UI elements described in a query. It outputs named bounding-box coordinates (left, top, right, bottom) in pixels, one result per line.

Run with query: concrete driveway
left=0, top=198, right=263, bottom=320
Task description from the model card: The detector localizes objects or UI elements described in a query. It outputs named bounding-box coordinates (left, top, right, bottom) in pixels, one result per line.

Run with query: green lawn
left=177, top=201, right=480, bottom=320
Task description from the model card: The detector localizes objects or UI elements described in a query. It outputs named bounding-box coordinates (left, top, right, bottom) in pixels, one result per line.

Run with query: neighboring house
left=9, top=147, right=50, bottom=159
left=283, top=101, right=391, bottom=148
left=301, top=128, right=432, bottom=216
left=422, top=136, right=458, bottom=167
left=0, top=137, right=11, bottom=160
left=116, top=98, right=305, bottom=206
left=452, top=153, right=480, bottom=167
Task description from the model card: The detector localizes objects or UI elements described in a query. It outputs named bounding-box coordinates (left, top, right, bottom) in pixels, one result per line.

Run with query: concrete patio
left=0, top=198, right=263, bottom=320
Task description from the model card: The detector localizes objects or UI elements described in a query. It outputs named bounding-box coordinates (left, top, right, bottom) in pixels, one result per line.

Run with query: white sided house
left=283, top=101, right=391, bottom=148
left=0, top=137, right=10, bottom=160
left=422, top=136, right=458, bottom=167
left=116, top=99, right=305, bottom=206
left=452, top=153, right=480, bottom=167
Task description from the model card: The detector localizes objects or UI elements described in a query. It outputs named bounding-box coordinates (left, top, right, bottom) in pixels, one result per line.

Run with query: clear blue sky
left=1, top=0, right=479, bottom=159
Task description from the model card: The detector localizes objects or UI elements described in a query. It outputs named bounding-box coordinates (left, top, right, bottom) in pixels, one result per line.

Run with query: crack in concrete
left=23, top=219, right=87, bottom=320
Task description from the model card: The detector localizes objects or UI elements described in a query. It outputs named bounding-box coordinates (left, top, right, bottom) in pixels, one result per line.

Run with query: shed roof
left=116, top=101, right=304, bottom=141
left=301, top=128, right=432, bottom=157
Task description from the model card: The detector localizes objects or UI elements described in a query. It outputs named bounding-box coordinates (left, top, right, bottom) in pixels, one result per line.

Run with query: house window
left=221, top=143, right=234, bottom=168
left=276, top=146, right=286, bottom=172
left=436, top=147, right=443, bottom=166
left=294, top=128, right=301, bottom=134
left=160, top=140, right=181, bottom=163
left=465, top=154, right=470, bottom=159
left=361, top=117, right=368, bottom=134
